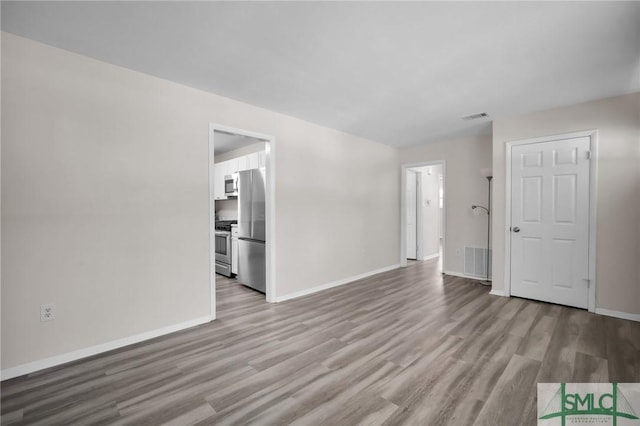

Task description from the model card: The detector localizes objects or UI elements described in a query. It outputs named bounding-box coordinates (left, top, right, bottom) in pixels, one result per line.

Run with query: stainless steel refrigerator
left=237, top=168, right=266, bottom=293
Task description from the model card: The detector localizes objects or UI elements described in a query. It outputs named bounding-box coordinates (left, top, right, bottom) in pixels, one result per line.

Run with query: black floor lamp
left=471, top=168, right=492, bottom=283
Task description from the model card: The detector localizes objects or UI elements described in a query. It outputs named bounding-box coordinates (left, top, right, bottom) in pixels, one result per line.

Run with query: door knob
left=513, top=226, right=520, bottom=233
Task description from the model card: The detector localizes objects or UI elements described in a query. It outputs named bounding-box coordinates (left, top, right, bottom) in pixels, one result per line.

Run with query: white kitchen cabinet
left=236, top=156, right=248, bottom=172
left=225, top=158, right=239, bottom=176
left=214, top=161, right=226, bottom=200
left=239, top=152, right=265, bottom=172
left=257, top=150, right=266, bottom=168
left=246, top=152, right=260, bottom=170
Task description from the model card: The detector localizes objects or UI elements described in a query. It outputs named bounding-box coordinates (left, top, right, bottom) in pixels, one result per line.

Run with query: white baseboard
left=422, top=253, right=440, bottom=261
left=275, top=264, right=400, bottom=303
left=443, top=270, right=497, bottom=291
left=443, top=270, right=486, bottom=280
left=1, top=315, right=212, bottom=381
left=595, top=308, right=640, bottom=322
left=444, top=270, right=493, bottom=281
left=489, top=289, right=507, bottom=297
left=443, top=270, right=465, bottom=278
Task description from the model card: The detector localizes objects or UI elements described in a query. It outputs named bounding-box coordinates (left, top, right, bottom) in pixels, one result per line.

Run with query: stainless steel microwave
left=224, top=173, right=238, bottom=197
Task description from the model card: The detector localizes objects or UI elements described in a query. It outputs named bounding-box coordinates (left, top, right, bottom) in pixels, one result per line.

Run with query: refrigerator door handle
left=248, top=171, right=254, bottom=239
left=238, top=170, right=253, bottom=239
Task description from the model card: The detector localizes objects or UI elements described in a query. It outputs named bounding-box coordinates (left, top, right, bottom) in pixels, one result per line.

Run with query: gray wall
left=399, top=134, right=493, bottom=274
left=492, top=92, right=640, bottom=315
left=1, top=33, right=400, bottom=372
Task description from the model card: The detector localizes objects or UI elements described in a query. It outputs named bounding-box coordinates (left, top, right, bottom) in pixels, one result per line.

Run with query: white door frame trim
left=504, top=129, right=598, bottom=312
left=400, top=161, right=446, bottom=269
left=208, top=123, right=277, bottom=319
left=416, top=171, right=424, bottom=260
left=406, top=169, right=421, bottom=260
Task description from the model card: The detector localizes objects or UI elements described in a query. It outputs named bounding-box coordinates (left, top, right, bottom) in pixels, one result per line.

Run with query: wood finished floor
left=2, top=260, right=640, bottom=425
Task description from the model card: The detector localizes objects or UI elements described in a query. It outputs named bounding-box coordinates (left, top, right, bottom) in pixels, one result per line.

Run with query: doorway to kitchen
left=401, top=161, right=446, bottom=273
left=208, top=123, right=276, bottom=320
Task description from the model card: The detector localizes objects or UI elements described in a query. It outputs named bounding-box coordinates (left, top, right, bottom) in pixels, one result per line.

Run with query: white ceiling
left=2, top=2, right=639, bottom=148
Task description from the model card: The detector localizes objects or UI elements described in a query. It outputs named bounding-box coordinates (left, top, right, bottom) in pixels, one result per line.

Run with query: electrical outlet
left=41, top=304, right=55, bottom=322
left=455, top=249, right=461, bottom=257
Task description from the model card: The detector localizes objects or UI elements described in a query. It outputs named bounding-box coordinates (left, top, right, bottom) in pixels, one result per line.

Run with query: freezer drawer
left=237, top=239, right=266, bottom=293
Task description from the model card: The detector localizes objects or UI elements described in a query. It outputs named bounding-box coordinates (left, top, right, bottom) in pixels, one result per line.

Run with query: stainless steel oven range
left=214, top=220, right=237, bottom=277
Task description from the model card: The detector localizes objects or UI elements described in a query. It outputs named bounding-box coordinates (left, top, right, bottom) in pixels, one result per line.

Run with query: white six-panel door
left=510, top=136, right=591, bottom=309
